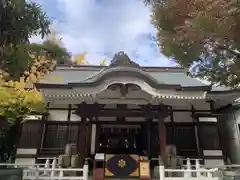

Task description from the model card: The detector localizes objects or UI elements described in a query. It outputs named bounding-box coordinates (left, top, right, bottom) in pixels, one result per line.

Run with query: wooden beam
left=171, top=109, right=211, bottom=112
left=48, top=107, right=212, bottom=113
left=76, top=109, right=168, bottom=118
left=76, top=103, right=169, bottom=117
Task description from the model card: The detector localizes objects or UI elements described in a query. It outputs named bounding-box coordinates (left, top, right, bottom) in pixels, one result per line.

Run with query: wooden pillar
left=77, top=117, right=87, bottom=167
left=65, top=104, right=72, bottom=144
left=95, top=123, right=101, bottom=153
left=158, top=115, right=166, bottom=153
left=90, top=124, right=97, bottom=154
left=170, top=106, right=175, bottom=145
left=85, top=119, right=92, bottom=157
left=191, top=105, right=202, bottom=158
left=147, top=122, right=151, bottom=156
left=40, top=103, right=50, bottom=149
left=147, top=119, right=152, bottom=156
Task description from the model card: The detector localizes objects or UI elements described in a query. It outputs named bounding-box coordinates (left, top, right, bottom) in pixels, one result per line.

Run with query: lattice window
left=199, top=123, right=220, bottom=150
left=68, top=124, right=79, bottom=144
left=171, top=124, right=198, bottom=157
left=18, top=121, right=42, bottom=148
left=43, top=123, right=80, bottom=149
left=44, top=125, right=67, bottom=148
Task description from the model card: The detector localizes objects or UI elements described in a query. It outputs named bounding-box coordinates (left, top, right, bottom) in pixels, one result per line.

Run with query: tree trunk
left=0, top=119, right=22, bottom=163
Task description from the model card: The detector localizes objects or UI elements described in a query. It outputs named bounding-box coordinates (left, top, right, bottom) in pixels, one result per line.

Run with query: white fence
left=0, top=158, right=89, bottom=180
left=1, top=157, right=236, bottom=180
left=156, top=158, right=221, bottom=180
left=160, top=166, right=220, bottom=180
left=23, top=167, right=88, bottom=180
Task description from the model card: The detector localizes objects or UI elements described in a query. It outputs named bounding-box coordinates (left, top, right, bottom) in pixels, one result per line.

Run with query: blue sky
left=30, top=0, right=174, bottom=66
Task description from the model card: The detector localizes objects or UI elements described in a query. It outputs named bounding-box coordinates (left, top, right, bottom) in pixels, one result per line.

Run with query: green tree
left=0, top=0, right=51, bottom=46
left=42, top=28, right=72, bottom=65
left=0, top=50, right=54, bottom=162
left=147, top=0, right=240, bottom=88
left=0, top=0, right=52, bottom=162
left=42, top=40, right=71, bottom=65
left=0, top=0, right=51, bottom=79
left=0, top=76, right=45, bottom=162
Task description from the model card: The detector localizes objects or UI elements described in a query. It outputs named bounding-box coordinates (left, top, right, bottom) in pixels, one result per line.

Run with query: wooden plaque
left=104, top=154, right=139, bottom=178
left=139, top=161, right=150, bottom=178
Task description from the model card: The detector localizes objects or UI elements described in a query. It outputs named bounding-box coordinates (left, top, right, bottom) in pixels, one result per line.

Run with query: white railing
left=23, top=166, right=88, bottom=180
left=157, top=158, right=221, bottom=180
left=1, top=157, right=89, bottom=180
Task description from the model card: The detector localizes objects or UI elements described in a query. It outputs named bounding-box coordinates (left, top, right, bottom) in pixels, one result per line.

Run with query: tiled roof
left=36, top=52, right=211, bottom=90
left=38, top=65, right=208, bottom=87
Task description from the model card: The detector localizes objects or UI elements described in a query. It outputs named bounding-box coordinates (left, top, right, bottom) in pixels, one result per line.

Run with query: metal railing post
left=83, top=159, right=89, bottom=180
left=159, top=155, right=165, bottom=180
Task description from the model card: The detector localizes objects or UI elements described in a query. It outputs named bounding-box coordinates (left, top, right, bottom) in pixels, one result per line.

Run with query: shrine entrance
left=97, top=124, right=143, bottom=155
left=95, top=124, right=152, bottom=179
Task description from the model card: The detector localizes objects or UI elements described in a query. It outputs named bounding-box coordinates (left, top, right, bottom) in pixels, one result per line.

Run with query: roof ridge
left=82, top=67, right=108, bottom=82
left=55, top=65, right=184, bottom=72
left=56, top=64, right=183, bottom=69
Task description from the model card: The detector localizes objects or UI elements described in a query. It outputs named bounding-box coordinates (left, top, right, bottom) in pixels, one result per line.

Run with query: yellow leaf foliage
left=0, top=55, right=54, bottom=120
left=0, top=78, right=45, bottom=120
left=74, top=52, right=89, bottom=65
left=100, top=58, right=107, bottom=66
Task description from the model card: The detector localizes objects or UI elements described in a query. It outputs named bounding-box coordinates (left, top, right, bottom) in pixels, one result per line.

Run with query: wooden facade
left=16, top=52, right=240, bottom=166
left=17, top=103, right=222, bottom=166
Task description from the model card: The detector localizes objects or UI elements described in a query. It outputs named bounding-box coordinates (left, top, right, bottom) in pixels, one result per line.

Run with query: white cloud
left=30, top=0, right=173, bottom=66
left=30, top=34, right=44, bottom=44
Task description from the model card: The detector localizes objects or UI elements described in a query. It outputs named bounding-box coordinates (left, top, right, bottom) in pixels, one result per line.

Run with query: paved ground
left=88, top=170, right=158, bottom=180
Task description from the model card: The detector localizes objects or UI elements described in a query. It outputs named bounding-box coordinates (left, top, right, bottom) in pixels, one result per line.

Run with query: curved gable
left=71, top=51, right=180, bottom=89
left=70, top=66, right=181, bottom=90
left=35, top=51, right=210, bottom=91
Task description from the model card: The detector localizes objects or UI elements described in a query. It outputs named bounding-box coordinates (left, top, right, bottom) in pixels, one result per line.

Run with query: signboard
left=0, top=168, right=22, bottom=180
left=105, top=154, right=139, bottom=178
left=139, top=161, right=150, bottom=178
left=95, top=153, right=105, bottom=161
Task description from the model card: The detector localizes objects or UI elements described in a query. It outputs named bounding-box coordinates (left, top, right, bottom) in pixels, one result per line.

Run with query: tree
left=43, top=29, right=72, bottom=65
left=100, top=58, right=107, bottom=66
left=28, top=41, right=71, bottom=66
left=147, top=0, right=240, bottom=87
left=73, top=53, right=108, bottom=66
left=42, top=40, right=71, bottom=65
left=0, top=52, right=55, bottom=162
left=0, top=0, right=53, bottom=162
left=74, top=52, right=89, bottom=65
left=0, top=75, right=45, bottom=162
left=0, top=0, right=51, bottom=46
left=0, top=0, right=51, bottom=79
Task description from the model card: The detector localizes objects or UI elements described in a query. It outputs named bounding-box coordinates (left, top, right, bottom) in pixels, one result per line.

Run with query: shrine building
left=15, top=52, right=240, bottom=167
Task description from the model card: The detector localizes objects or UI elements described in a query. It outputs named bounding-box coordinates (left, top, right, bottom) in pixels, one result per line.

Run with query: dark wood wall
left=16, top=102, right=221, bottom=161
left=17, top=120, right=221, bottom=159
left=18, top=120, right=43, bottom=149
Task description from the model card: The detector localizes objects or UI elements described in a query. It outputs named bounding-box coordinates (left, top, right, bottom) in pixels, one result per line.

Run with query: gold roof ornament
left=109, top=51, right=140, bottom=68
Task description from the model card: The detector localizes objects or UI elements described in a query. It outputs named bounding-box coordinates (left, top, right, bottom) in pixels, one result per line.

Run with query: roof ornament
left=109, top=51, right=140, bottom=68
